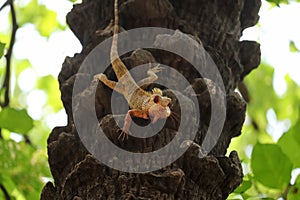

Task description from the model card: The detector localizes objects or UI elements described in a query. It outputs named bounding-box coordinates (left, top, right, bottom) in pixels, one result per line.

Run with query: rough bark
left=41, top=0, right=261, bottom=199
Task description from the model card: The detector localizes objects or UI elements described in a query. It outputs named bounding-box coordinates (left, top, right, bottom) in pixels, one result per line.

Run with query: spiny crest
left=152, top=88, right=163, bottom=95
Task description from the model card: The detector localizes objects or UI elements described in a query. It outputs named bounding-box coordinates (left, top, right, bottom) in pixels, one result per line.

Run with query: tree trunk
left=41, top=0, right=261, bottom=199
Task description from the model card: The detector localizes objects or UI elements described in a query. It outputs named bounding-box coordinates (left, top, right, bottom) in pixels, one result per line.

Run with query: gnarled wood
left=42, top=0, right=261, bottom=199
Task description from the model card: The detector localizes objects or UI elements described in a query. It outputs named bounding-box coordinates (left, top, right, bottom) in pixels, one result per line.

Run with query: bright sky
left=0, top=0, right=300, bottom=129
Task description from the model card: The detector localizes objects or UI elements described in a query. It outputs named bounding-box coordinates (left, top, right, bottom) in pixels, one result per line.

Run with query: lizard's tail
left=110, top=0, right=128, bottom=79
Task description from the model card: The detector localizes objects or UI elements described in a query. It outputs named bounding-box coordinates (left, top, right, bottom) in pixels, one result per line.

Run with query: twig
left=0, top=183, right=11, bottom=200
left=24, top=135, right=33, bottom=146
left=282, top=184, right=292, bottom=200
left=0, top=0, right=9, bottom=11
left=0, top=0, right=18, bottom=108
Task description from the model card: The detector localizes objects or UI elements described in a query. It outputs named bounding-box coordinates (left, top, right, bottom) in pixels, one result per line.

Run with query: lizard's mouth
left=149, top=104, right=171, bottom=124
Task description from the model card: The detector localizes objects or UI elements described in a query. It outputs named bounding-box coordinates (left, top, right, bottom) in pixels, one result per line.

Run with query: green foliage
left=278, top=122, right=300, bottom=168
left=288, top=185, right=300, bottom=200
left=251, top=143, right=293, bottom=189
left=266, top=0, right=300, bottom=7
left=0, top=34, right=10, bottom=49
left=289, top=41, right=300, bottom=52
left=0, top=42, right=5, bottom=58
left=14, top=59, right=32, bottom=76
left=230, top=60, right=300, bottom=198
left=0, top=108, right=34, bottom=134
left=266, top=0, right=288, bottom=6
left=245, top=64, right=277, bottom=130
left=16, top=0, right=65, bottom=37
left=230, top=18, right=300, bottom=196
left=288, top=175, right=300, bottom=198
left=0, top=139, right=51, bottom=199
left=36, top=75, right=63, bottom=112
left=233, top=179, right=252, bottom=196
left=0, top=0, right=68, bottom=199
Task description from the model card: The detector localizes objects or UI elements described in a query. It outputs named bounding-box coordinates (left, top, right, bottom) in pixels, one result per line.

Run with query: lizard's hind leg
left=137, top=64, right=162, bottom=87
left=94, top=73, right=125, bottom=94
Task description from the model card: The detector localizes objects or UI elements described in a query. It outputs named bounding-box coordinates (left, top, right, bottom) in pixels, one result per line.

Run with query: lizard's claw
left=149, top=64, right=163, bottom=74
left=118, top=129, right=129, bottom=141
left=94, top=73, right=108, bottom=82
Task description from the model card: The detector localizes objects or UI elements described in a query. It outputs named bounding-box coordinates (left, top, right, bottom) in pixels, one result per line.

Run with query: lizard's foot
left=94, top=73, right=125, bottom=93
left=94, top=73, right=108, bottom=82
left=149, top=64, right=163, bottom=74
left=118, top=129, right=129, bottom=141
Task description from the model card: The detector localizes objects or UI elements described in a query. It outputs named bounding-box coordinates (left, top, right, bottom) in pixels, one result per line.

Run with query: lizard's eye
left=153, top=95, right=160, bottom=103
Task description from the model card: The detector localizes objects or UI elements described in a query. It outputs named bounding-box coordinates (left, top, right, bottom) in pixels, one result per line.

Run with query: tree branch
left=0, top=0, right=9, bottom=11
left=0, top=183, right=11, bottom=200
left=0, top=0, right=18, bottom=108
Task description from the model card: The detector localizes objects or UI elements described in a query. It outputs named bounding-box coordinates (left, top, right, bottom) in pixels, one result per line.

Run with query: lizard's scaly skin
left=95, top=0, right=171, bottom=140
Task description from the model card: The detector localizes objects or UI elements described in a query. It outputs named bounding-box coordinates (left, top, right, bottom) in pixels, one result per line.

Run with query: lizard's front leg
left=119, top=109, right=149, bottom=140
left=94, top=73, right=125, bottom=94
left=137, top=64, right=162, bottom=87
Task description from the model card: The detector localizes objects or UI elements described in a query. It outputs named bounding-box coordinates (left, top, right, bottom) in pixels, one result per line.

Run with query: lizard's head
left=148, top=88, right=171, bottom=123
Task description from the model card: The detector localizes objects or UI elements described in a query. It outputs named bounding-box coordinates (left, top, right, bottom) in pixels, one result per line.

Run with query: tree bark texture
left=41, top=0, right=261, bottom=199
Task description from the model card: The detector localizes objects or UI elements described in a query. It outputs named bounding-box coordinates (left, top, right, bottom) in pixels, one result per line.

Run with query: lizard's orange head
left=148, top=88, right=172, bottom=123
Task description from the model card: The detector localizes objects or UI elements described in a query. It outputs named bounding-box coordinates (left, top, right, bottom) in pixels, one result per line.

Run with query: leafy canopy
left=0, top=0, right=69, bottom=199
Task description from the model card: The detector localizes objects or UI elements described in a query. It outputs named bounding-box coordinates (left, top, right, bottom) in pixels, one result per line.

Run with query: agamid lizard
left=94, top=0, right=172, bottom=140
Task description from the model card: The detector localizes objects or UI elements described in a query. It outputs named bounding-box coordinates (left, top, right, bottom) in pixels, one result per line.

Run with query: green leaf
left=15, top=59, right=32, bottom=76
left=68, top=0, right=82, bottom=2
left=278, top=123, right=300, bottom=168
left=266, top=0, right=289, bottom=6
left=36, top=75, right=63, bottom=112
left=251, top=143, right=293, bottom=189
left=245, top=64, right=278, bottom=131
left=296, top=174, right=300, bottom=184
left=0, top=42, right=5, bottom=58
left=17, top=0, right=64, bottom=37
left=0, top=34, right=10, bottom=47
left=266, top=0, right=281, bottom=6
left=274, top=76, right=300, bottom=124
left=290, top=41, right=300, bottom=53
left=0, top=107, right=34, bottom=134
left=36, top=9, right=59, bottom=37
left=234, top=180, right=252, bottom=194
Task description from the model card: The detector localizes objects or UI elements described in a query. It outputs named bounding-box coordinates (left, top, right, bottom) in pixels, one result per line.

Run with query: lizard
left=94, top=0, right=172, bottom=140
